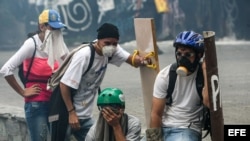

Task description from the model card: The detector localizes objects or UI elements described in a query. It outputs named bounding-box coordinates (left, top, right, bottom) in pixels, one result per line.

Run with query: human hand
left=69, top=111, right=81, bottom=130
left=101, top=107, right=122, bottom=127
left=202, top=61, right=210, bottom=108
left=23, top=84, right=41, bottom=97
left=133, top=55, right=153, bottom=67
left=140, top=56, right=152, bottom=66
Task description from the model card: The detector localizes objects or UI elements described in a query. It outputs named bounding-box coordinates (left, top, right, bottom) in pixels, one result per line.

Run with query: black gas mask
left=176, top=53, right=199, bottom=76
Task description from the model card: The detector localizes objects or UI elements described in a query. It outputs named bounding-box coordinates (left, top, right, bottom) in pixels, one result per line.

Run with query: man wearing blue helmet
left=144, top=31, right=209, bottom=141
left=85, top=87, right=141, bottom=141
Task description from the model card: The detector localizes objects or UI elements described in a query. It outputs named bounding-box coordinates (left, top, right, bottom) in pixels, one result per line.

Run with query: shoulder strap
left=47, top=43, right=94, bottom=91
left=166, top=63, right=204, bottom=105
left=196, top=63, right=204, bottom=101
left=25, top=36, right=36, bottom=83
left=70, top=43, right=95, bottom=94
left=124, top=113, right=129, bottom=135
left=82, top=43, right=95, bottom=76
left=166, top=63, right=178, bottom=106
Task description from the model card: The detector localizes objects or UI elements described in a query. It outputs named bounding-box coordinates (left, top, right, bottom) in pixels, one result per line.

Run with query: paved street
left=0, top=40, right=250, bottom=140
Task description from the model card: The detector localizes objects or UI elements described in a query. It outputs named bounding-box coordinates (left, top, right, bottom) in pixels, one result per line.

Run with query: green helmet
left=97, top=87, right=125, bottom=108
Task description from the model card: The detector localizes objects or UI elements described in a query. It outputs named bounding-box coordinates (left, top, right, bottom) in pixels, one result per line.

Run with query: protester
left=85, top=87, right=141, bottom=141
left=57, top=23, right=147, bottom=141
left=144, top=31, right=209, bottom=141
left=0, top=9, right=68, bottom=141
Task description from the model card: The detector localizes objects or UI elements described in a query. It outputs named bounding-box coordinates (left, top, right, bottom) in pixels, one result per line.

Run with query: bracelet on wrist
left=68, top=107, right=75, bottom=113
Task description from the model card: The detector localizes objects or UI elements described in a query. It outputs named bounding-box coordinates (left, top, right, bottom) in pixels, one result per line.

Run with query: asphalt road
left=0, top=40, right=250, bottom=141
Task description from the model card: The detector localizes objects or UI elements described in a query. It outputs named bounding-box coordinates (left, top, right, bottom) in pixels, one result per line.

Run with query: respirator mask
left=102, top=45, right=116, bottom=57
left=176, top=51, right=198, bottom=76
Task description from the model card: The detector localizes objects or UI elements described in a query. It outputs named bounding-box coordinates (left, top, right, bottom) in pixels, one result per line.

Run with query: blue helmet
left=173, top=31, right=204, bottom=53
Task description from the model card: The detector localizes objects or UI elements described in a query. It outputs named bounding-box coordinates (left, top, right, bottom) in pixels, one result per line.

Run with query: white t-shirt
left=60, top=44, right=130, bottom=119
left=153, top=64, right=203, bottom=133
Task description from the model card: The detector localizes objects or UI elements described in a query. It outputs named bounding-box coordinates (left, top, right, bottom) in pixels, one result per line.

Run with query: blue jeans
left=162, top=127, right=201, bottom=141
left=141, top=127, right=201, bottom=141
left=25, top=102, right=49, bottom=141
left=65, top=118, right=94, bottom=141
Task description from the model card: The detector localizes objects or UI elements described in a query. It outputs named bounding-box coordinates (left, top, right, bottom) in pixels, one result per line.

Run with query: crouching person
left=85, top=87, right=141, bottom=141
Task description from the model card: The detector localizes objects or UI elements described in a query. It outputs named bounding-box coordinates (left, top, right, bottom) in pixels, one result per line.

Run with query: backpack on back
left=48, top=43, right=96, bottom=141
left=166, top=62, right=211, bottom=138
left=48, top=43, right=95, bottom=118
left=47, top=43, right=95, bottom=91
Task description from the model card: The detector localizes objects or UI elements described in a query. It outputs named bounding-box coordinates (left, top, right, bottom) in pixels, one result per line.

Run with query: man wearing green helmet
left=85, top=87, right=142, bottom=141
left=57, top=23, right=148, bottom=141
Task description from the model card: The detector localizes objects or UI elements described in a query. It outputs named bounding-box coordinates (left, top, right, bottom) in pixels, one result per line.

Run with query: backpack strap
left=196, top=63, right=204, bottom=101
left=24, top=36, right=37, bottom=84
left=202, top=106, right=211, bottom=138
left=124, top=113, right=129, bottom=135
left=166, top=63, right=178, bottom=106
left=71, top=43, right=95, bottom=95
left=81, top=41, right=112, bottom=95
left=83, top=43, right=95, bottom=76
left=165, top=62, right=209, bottom=138
left=166, top=63, right=204, bottom=106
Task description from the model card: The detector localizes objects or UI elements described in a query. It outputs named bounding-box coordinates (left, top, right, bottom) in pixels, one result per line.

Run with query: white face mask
left=41, top=30, right=66, bottom=50
left=40, top=29, right=69, bottom=70
left=102, top=45, right=116, bottom=57
left=41, top=30, right=52, bottom=49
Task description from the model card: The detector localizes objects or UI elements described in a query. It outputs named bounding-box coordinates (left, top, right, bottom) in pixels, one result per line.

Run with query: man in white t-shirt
left=58, top=23, right=146, bottom=141
left=144, top=31, right=210, bottom=141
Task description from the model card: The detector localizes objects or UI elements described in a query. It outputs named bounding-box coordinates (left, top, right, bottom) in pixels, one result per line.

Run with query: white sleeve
left=109, top=44, right=130, bottom=67
left=60, top=47, right=90, bottom=89
left=0, top=38, right=36, bottom=77
left=153, top=65, right=171, bottom=99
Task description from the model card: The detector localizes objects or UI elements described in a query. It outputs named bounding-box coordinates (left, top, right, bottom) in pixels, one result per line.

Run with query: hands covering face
left=101, top=107, right=123, bottom=126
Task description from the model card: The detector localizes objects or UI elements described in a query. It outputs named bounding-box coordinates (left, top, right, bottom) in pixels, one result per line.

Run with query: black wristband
left=68, top=107, right=75, bottom=113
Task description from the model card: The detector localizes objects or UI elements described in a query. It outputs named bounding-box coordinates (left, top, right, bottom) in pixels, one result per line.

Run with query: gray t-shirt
left=85, top=114, right=141, bottom=141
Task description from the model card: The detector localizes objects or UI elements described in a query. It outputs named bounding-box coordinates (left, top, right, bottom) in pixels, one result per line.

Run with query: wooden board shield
left=203, top=31, right=224, bottom=141
left=134, top=18, right=160, bottom=128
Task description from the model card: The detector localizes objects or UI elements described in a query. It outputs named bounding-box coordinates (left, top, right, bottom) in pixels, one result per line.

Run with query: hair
left=27, top=22, right=47, bottom=38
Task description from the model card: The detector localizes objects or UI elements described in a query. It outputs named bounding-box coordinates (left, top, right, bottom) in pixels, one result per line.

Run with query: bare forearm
left=113, top=124, right=126, bottom=141
left=5, top=75, right=24, bottom=97
left=150, top=114, right=162, bottom=128
left=150, top=98, right=165, bottom=128
left=202, top=61, right=210, bottom=108
left=60, top=83, right=74, bottom=111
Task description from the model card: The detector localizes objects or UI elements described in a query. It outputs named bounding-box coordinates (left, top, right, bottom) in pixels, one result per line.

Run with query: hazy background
left=0, top=0, right=250, bottom=50
left=0, top=1, right=250, bottom=140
